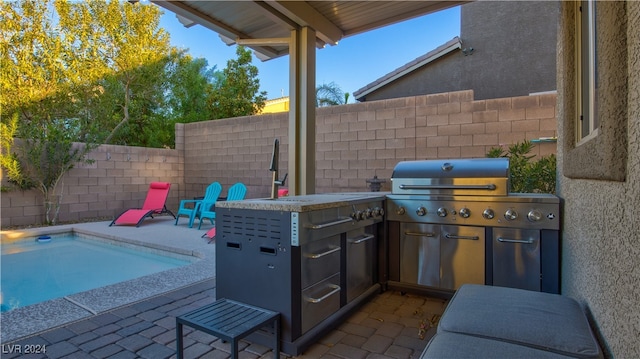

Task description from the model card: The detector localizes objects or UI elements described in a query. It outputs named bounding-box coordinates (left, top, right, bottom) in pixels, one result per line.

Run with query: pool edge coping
left=0, top=221, right=215, bottom=343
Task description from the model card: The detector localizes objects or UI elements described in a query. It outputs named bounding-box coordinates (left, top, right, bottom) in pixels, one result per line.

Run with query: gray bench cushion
left=421, top=332, right=575, bottom=359
left=438, top=284, right=602, bottom=359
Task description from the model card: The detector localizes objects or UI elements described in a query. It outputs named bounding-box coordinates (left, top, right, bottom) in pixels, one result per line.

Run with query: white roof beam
left=152, top=0, right=281, bottom=59
left=236, top=37, right=291, bottom=47
left=262, top=1, right=344, bottom=45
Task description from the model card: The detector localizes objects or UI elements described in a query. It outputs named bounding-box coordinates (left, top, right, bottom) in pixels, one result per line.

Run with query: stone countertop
left=216, top=192, right=388, bottom=212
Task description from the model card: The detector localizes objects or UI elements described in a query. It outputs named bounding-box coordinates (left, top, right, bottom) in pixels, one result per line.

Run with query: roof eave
left=354, top=37, right=462, bottom=101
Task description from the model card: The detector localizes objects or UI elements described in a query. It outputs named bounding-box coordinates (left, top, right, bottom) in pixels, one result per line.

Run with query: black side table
left=176, top=298, right=280, bottom=359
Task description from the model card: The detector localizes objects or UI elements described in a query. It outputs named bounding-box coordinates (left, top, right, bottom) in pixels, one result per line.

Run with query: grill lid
left=391, top=158, right=509, bottom=179
left=391, top=158, right=510, bottom=196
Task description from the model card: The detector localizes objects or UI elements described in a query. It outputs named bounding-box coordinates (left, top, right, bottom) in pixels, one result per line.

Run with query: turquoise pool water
left=0, top=234, right=191, bottom=312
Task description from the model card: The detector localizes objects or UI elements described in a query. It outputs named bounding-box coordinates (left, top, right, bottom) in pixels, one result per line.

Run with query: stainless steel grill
left=385, top=158, right=561, bottom=295
left=390, top=158, right=510, bottom=196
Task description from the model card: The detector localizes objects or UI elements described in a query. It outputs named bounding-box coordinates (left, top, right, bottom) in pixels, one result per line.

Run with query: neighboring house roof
left=353, top=37, right=462, bottom=101
left=265, top=96, right=289, bottom=105
left=261, top=96, right=290, bottom=114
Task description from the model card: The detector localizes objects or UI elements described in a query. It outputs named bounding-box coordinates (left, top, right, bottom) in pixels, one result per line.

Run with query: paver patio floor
left=2, top=278, right=446, bottom=359
left=1, top=217, right=447, bottom=358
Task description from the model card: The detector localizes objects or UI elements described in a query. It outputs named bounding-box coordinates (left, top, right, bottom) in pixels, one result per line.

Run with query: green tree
left=56, top=0, right=174, bottom=147
left=0, top=0, right=177, bottom=223
left=487, top=140, right=557, bottom=194
left=0, top=0, right=99, bottom=224
left=165, top=54, right=216, bottom=124
left=208, top=46, right=267, bottom=119
left=316, top=81, right=349, bottom=107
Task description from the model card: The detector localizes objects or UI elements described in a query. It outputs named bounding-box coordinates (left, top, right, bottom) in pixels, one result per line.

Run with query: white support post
left=288, top=27, right=316, bottom=195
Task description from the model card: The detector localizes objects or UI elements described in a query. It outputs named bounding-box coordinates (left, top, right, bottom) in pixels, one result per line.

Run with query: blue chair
left=197, top=182, right=247, bottom=229
left=174, top=182, right=222, bottom=228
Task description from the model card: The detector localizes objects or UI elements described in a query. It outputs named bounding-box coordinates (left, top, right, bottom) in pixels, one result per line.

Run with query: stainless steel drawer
left=301, top=235, right=340, bottom=289
left=301, top=273, right=341, bottom=334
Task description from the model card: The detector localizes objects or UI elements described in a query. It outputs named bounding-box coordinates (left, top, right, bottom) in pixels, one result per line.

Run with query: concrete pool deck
left=0, top=215, right=215, bottom=343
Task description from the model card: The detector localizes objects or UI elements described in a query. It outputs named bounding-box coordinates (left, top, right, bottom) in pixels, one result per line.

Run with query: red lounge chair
left=202, top=227, right=216, bottom=244
left=110, top=182, right=176, bottom=227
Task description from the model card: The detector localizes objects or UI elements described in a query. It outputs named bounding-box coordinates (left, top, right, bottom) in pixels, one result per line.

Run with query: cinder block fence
left=1, top=90, right=557, bottom=228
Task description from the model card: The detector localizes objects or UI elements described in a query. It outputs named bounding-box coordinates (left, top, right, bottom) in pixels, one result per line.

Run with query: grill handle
left=404, top=231, right=437, bottom=237
left=304, top=284, right=341, bottom=303
left=304, top=246, right=341, bottom=259
left=445, top=233, right=480, bottom=240
left=305, top=217, right=352, bottom=229
left=398, top=184, right=497, bottom=191
left=497, top=237, right=535, bottom=244
left=348, top=234, right=375, bottom=244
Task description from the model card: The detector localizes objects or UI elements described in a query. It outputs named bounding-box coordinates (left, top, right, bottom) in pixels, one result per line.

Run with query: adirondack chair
left=175, top=182, right=222, bottom=228
left=196, top=182, right=247, bottom=229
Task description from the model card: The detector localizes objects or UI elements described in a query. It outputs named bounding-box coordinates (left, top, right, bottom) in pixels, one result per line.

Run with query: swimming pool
left=0, top=233, right=192, bottom=312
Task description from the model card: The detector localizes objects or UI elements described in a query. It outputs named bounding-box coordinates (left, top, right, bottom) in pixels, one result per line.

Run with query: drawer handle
left=305, top=217, right=352, bottom=229
left=399, top=184, right=497, bottom=191
left=305, top=246, right=341, bottom=259
left=445, top=234, right=480, bottom=240
left=349, top=234, right=374, bottom=244
left=304, top=284, right=341, bottom=303
left=404, top=231, right=436, bottom=237
left=497, top=237, right=535, bottom=244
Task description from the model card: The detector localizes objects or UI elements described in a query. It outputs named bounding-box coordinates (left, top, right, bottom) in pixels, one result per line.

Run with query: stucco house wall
left=357, top=1, right=558, bottom=102
left=557, top=2, right=639, bottom=358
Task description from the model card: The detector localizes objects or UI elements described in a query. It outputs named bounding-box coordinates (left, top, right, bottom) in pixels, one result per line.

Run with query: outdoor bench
left=421, top=284, right=603, bottom=359
left=176, top=298, right=280, bottom=359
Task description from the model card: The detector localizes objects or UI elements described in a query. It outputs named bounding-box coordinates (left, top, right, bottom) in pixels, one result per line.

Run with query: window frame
left=562, top=0, right=627, bottom=182
left=576, top=0, right=598, bottom=146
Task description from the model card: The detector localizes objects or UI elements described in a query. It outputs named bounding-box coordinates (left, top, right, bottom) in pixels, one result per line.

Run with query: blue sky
left=158, top=5, right=461, bottom=102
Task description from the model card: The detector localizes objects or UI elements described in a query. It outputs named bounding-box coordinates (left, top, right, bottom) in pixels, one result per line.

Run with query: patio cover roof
left=152, top=1, right=468, bottom=195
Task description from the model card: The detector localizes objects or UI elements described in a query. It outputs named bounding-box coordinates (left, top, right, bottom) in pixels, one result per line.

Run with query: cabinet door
left=440, top=225, right=485, bottom=290
left=399, top=223, right=440, bottom=287
left=493, top=228, right=541, bottom=291
left=345, top=227, right=375, bottom=302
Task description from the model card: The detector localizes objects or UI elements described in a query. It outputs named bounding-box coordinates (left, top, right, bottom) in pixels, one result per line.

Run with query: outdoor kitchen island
left=215, top=193, right=386, bottom=356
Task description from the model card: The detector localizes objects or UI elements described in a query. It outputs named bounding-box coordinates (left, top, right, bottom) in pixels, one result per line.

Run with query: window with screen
left=576, top=0, right=599, bottom=145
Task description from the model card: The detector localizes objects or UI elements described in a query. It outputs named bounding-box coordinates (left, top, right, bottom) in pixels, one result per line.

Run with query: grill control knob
left=504, top=209, right=518, bottom=221
left=416, top=207, right=427, bottom=216
left=437, top=207, right=448, bottom=217
left=364, top=208, right=373, bottom=219
left=459, top=207, right=471, bottom=218
left=482, top=208, right=495, bottom=219
left=396, top=207, right=406, bottom=216
left=375, top=207, right=385, bottom=217
left=527, top=210, right=543, bottom=222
